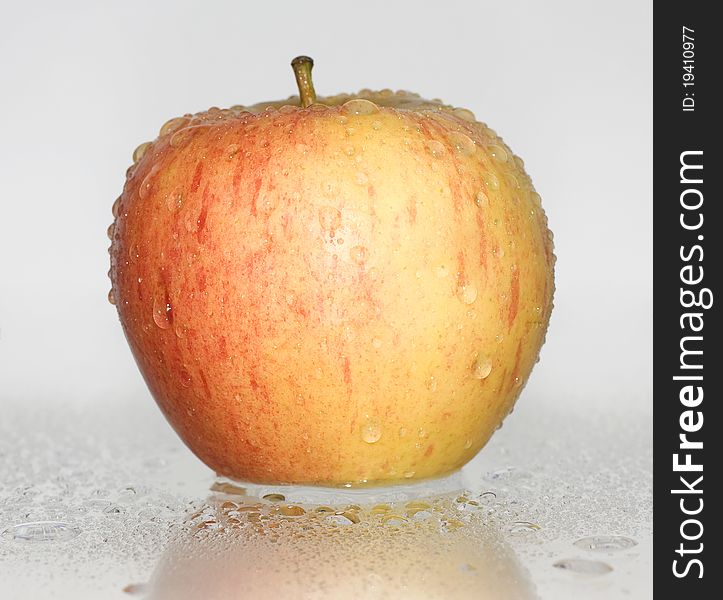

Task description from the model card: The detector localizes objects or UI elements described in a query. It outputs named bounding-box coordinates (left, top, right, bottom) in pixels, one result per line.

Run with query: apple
left=108, top=57, right=554, bottom=486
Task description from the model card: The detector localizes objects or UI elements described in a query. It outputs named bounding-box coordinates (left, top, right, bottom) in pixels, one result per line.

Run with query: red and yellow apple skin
left=109, top=90, right=554, bottom=486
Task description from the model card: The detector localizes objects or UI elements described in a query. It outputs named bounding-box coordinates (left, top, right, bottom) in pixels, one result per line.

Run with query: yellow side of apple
left=110, top=92, right=554, bottom=485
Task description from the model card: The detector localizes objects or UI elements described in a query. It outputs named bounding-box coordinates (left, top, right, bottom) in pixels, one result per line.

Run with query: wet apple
left=108, top=57, right=555, bottom=485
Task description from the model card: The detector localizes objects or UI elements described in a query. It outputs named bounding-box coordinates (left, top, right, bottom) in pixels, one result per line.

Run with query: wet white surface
left=0, top=396, right=651, bottom=599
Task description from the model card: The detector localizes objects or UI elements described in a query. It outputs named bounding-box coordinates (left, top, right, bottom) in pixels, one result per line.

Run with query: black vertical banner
left=654, top=3, right=720, bottom=595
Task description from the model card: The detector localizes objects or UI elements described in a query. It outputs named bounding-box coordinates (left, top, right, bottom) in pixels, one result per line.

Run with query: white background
left=0, top=0, right=651, bottom=414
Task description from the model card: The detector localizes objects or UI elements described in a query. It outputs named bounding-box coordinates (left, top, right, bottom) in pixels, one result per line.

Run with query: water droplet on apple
left=165, top=190, right=183, bottom=211
left=133, top=142, right=152, bottom=164
left=160, top=117, right=190, bottom=137
left=452, top=107, right=476, bottom=122
left=179, top=369, right=192, bottom=387
left=355, top=171, right=369, bottom=185
left=152, top=296, right=172, bottom=329
left=472, top=355, right=492, bottom=379
left=361, top=419, right=382, bottom=444
left=112, top=196, right=121, bottom=217
left=371, top=337, right=382, bottom=349
left=226, top=144, right=240, bottom=160
left=169, top=128, right=192, bottom=148
left=139, top=171, right=155, bottom=200
left=464, top=439, right=472, bottom=449
left=341, top=99, right=380, bottom=115
left=449, top=132, right=476, bottom=156
left=502, top=174, right=518, bottom=192
left=403, top=471, right=416, bottom=479
left=318, top=206, right=342, bottom=233
left=482, top=172, right=499, bottom=190
left=398, top=427, right=408, bottom=437
left=107, top=223, right=115, bottom=240
left=513, top=155, right=525, bottom=170
left=530, top=191, right=542, bottom=206
left=371, top=120, right=382, bottom=131
left=457, top=284, right=478, bottom=305
left=426, top=140, right=445, bottom=158
left=418, top=428, right=428, bottom=438
left=128, top=242, right=139, bottom=260
left=474, top=190, right=489, bottom=208
left=349, top=245, right=367, bottom=264
left=425, top=377, right=438, bottom=392
left=107, top=289, right=116, bottom=305
left=488, top=144, right=508, bottom=162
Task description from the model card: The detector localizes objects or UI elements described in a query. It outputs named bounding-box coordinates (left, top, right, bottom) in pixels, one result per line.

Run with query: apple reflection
left=146, top=489, right=538, bottom=600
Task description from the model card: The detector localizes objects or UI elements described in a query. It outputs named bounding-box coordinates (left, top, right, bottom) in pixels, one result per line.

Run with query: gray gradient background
left=0, top=0, right=651, bottom=413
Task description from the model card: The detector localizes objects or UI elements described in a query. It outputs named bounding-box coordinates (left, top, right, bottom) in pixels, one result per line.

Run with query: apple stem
left=291, top=56, right=316, bottom=108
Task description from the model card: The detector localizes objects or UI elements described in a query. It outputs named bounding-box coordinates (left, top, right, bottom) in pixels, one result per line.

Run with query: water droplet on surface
left=553, top=559, right=613, bottom=575
left=340, top=98, right=380, bottom=115
left=449, top=132, right=476, bottom=155
left=152, top=295, right=172, bottom=329
left=573, top=536, right=638, bottom=552
left=381, top=514, right=408, bottom=527
left=350, top=245, right=367, bottom=264
left=123, top=583, right=149, bottom=596
left=488, top=145, right=508, bottom=162
left=210, top=481, right=247, bottom=496
left=457, top=284, right=478, bottom=305
left=509, top=522, right=541, bottom=534
left=262, top=493, right=286, bottom=503
left=370, top=504, right=391, bottom=515
left=107, top=289, right=116, bottom=305
left=133, top=142, right=151, bottom=163
left=326, top=513, right=355, bottom=526
left=3, top=521, right=80, bottom=543
left=361, top=420, right=382, bottom=444
left=426, top=140, right=445, bottom=158
left=472, top=355, right=492, bottom=379
left=280, top=505, right=306, bottom=517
